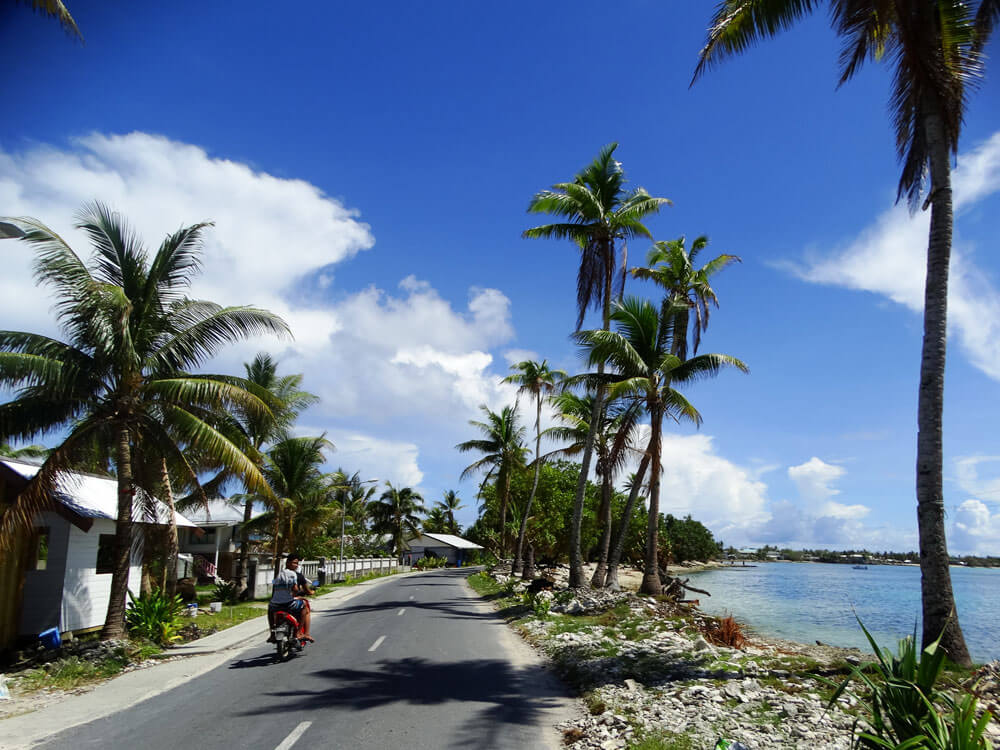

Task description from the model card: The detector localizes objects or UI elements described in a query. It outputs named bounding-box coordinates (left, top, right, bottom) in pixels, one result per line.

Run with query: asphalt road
left=37, top=569, right=572, bottom=750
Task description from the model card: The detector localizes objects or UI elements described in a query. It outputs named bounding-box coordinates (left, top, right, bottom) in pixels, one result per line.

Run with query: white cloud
left=330, top=432, right=424, bottom=489
left=0, top=132, right=520, bottom=488
left=788, top=457, right=846, bottom=505
left=785, top=131, right=1000, bottom=380
left=951, top=499, right=1000, bottom=556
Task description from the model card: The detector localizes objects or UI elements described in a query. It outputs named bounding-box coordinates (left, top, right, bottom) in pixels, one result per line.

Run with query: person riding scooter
left=267, top=552, right=315, bottom=643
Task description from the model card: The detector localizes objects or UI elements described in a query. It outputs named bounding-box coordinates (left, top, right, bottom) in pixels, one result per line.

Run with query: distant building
left=405, top=533, right=483, bottom=566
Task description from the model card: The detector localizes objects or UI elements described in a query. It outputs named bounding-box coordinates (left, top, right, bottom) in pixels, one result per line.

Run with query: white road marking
left=369, top=635, right=386, bottom=652
left=275, top=721, right=312, bottom=750
left=397, top=608, right=405, bottom=616
left=409, top=595, right=414, bottom=600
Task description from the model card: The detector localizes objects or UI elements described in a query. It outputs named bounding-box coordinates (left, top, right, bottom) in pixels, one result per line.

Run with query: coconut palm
left=227, top=353, right=317, bottom=591
left=423, top=506, right=449, bottom=534
left=439, top=489, right=464, bottom=534
left=259, top=435, right=333, bottom=563
left=456, top=404, right=527, bottom=555
left=372, top=483, right=426, bottom=556
left=16, top=0, right=81, bottom=40
left=545, top=390, right=641, bottom=586
left=575, top=297, right=748, bottom=595
left=692, top=0, right=996, bottom=666
left=631, top=235, right=740, bottom=359
left=0, top=203, right=288, bottom=638
left=502, top=359, right=567, bottom=575
left=524, top=144, right=671, bottom=587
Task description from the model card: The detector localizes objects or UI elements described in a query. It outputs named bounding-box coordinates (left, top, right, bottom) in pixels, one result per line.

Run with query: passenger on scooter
left=267, top=552, right=315, bottom=642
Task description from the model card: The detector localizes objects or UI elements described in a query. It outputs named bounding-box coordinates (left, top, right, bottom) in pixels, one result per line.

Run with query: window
left=96, top=534, right=116, bottom=574
left=30, top=527, right=50, bottom=571
left=201, top=527, right=216, bottom=542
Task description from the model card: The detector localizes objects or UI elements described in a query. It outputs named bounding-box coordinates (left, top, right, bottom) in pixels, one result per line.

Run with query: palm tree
left=456, top=405, right=527, bottom=555
left=631, top=235, right=740, bottom=359
left=16, top=0, right=81, bottom=40
left=372, top=483, right=426, bottom=556
left=692, top=0, right=996, bottom=667
left=439, top=490, right=464, bottom=534
left=502, top=359, right=566, bottom=576
left=545, top=390, right=641, bottom=586
left=0, top=443, right=49, bottom=460
left=524, top=144, right=671, bottom=587
left=0, top=203, right=288, bottom=638
left=229, top=354, right=317, bottom=591
left=423, top=506, right=449, bottom=534
left=575, top=297, right=747, bottom=595
left=259, top=435, right=333, bottom=563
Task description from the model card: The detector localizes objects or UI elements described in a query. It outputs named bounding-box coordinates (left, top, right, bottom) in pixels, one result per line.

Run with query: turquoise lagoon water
left=684, top=563, right=1000, bottom=663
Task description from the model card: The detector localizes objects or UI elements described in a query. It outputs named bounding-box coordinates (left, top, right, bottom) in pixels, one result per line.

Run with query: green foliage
left=414, top=555, right=446, bottom=570
left=125, top=589, right=184, bottom=645
left=661, top=514, right=721, bottom=564
left=521, top=591, right=551, bottom=618
left=212, top=579, right=240, bottom=605
left=823, top=618, right=992, bottom=749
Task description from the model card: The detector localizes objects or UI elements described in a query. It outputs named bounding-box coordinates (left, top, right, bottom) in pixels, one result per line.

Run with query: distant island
left=720, top=545, right=1000, bottom=568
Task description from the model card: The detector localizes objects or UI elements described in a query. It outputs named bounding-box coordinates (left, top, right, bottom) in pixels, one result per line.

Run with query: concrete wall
left=251, top=557, right=399, bottom=599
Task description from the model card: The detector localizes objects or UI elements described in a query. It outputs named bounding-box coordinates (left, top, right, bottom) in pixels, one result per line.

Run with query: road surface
left=33, top=568, right=572, bottom=750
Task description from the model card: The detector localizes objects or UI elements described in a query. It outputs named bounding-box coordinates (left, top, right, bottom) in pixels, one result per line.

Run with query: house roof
left=0, top=458, right=197, bottom=528
left=409, top=532, right=483, bottom=550
left=181, top=498, right=263, bottom=527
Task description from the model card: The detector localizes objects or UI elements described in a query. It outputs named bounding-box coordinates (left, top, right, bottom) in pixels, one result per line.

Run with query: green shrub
left=415, top=556, right=447, bottom=570
left=212, top=579, right=240, bottom=605
left=125, top=589, right=184, bottom=645
left=823, top=617, right=992, bottom=749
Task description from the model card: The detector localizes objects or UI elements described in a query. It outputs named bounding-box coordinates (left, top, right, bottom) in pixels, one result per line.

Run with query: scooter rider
left=267, top=552, right=315, bottom=642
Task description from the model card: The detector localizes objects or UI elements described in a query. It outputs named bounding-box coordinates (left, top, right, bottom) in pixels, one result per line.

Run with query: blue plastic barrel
left=39, top=627, right=61, bottom=649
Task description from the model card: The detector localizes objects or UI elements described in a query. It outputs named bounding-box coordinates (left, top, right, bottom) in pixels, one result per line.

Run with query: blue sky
left=2, top=2, right=1000, bottom=553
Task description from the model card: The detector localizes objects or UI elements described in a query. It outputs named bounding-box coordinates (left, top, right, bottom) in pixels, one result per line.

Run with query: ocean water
left=684, top=563, right=1000, bottom=663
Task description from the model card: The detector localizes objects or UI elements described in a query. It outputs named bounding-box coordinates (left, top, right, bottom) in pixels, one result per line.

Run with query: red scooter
left=270, top=599, right=310, bottom=661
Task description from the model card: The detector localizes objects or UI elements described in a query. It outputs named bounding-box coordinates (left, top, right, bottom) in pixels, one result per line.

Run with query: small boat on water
left=853, top=564, right=868, bottom=570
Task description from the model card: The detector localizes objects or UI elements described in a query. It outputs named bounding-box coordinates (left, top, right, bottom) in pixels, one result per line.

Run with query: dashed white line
left=397, top=608, right=405, bottom=616
left=369, top=635, right=386, bottom=652
left=275, top=721, right=312, bottom=750
left=409, top=595, right=414, bottom=600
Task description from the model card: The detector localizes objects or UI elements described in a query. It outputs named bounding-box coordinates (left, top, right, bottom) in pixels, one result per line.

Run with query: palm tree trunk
left=916, top=103, right=971, bottom=666
left=640, top=406, right=664, bottom=596
left=606, top=453, right=650, bottom=591
left=521, top=543, right=535, bottom=580
left=590, top=470, right=613, bottom=587
left=569, top=381, right=603, bottom=588
left=235, top=497, right=253, bottom=593
left=513, top=395, right=544, bottom=576
left=160, top=458, right=179, bottom=594
left=101, top=426, right=134, bottom=640
left=499, top=468, right=512, bottom=557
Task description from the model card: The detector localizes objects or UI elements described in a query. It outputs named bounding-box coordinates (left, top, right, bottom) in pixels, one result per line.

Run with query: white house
left=0, top=458, right=196, bottom=643
left=405, top=533, right=483, bottom=566
left=178, top=499, right=264, bottom=581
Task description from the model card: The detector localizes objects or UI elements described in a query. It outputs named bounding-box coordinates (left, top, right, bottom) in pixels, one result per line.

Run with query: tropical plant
left=212, top=579, right=240, bottom=605
left=439, top=489, right=464, bottom=535
left=524, top=143, right=671, bottom=587
left=423, top=505, right=449, bottom=534
left=16, top=0, right=81, bottom=40
left=824, top=617, right=992, bottom=748
left=225, top=354, right=318, bottom=591
left=0, top=443, right=50, bottom=460
left=545, top=389, right=641, bottom=586
left=456, top=404, right=527, bottom=555
left=575, top=297, right=747, bottom=594
left=371, top=482, right=426, bottom=556
left=691, top=0, right=997, bottom=668
left=0, top=203, right=288, bottom=638
left=124, top=589, right=184, bottom=645
left=631, top=235, right=740, bottom=359
left=502, top=359, right=566, bottom=576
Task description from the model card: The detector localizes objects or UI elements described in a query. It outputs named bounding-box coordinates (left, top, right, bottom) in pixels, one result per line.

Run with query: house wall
left=58, top=519, right=142, bottom=633
left=18, top=512, right=70, bottom=636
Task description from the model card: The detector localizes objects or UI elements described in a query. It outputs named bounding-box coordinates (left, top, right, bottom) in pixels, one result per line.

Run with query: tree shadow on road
left=241, top=656, right=568, bottom=749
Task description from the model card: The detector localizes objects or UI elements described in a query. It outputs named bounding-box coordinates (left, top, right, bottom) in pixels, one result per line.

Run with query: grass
left=627, top=731, right=699, bottom=750
left=13, top=640, right=160, bottom=694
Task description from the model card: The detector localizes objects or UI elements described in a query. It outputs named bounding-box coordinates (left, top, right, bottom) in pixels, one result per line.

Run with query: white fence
left=251, top=557, right=398, bottom=600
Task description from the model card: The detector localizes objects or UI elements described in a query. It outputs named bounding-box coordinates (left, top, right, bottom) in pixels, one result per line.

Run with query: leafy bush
left=553, top=588, right=575, bottom=605
left=125, top=589, right=184, bottom=645
left=521, top=591, right=550, bottom=619
left=823, top=617, right=992, bottom=749
left=415, top=556, right=447, bottom=570
left=212, top=579, right=240, bottom=605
